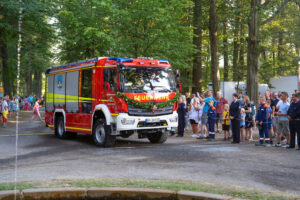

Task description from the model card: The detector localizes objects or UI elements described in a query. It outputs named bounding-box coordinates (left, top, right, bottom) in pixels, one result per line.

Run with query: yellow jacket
left=222, top=111, right=230, bottom=125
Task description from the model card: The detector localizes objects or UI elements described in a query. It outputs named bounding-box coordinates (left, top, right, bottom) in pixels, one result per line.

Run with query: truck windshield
left=119, top=66, right=176, bottom=93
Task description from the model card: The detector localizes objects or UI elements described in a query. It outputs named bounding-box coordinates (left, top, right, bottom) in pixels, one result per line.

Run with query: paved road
left=0, top=110, right=300, bottom=195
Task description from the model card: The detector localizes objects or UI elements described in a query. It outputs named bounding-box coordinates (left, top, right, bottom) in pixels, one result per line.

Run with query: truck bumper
left=115, top=112, right=178, bottom=131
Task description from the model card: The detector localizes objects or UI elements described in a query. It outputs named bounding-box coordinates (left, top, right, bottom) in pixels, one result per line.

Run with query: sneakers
left=282, top=139, right=287, bottom=145
left=192, top=134, right=199, bottom=138
left=282, top=144, right=290, bottom=148
left=255, top=142, right=264, bottom=146
left=274, top=143, right=281, bottom=147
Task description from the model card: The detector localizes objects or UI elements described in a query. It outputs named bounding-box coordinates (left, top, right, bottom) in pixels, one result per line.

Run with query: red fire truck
left=45, top=57, right=179, bottom=147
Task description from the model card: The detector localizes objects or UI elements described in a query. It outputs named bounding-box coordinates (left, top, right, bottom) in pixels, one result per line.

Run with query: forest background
left=0, top=0, right=299, bottom=102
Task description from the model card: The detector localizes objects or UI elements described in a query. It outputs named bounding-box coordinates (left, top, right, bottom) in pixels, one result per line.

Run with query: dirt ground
left=0, top=110, right=299, bottom=195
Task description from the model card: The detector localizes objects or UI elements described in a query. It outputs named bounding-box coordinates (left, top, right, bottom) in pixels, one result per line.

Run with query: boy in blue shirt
left=207, top=100, right=217, bottom=141
left=255, top=97, right=270, bottom=146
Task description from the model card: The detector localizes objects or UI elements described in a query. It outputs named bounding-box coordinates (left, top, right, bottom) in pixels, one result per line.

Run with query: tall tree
left=192, top=0, right=202, bottom=93
left=209, top=0, right=219, bottom=96
left=222, top=20, right=229, bottom=81
left=247, top=0, right=291, bottom=103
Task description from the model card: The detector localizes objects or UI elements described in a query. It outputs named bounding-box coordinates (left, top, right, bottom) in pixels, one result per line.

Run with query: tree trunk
left=238, top=23, right=245, bottom=82
left=223, top=21, right=229, bottom=81
left=232, top=6, right=240, bottom=82
left=33, top=71, right=42, bottom=97
left=247, top=0, right=260, bottom=104
left=192, top=0, right=202, bottom=93
left=209, top=0, right=219, bottom=96
left=0, top=38, right=11, bottom=96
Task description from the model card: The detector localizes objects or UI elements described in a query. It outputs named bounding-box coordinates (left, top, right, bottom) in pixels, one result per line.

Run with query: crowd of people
left=175, top=90, right=300, bottom=150
left=0, top=94, right=44, bottom=127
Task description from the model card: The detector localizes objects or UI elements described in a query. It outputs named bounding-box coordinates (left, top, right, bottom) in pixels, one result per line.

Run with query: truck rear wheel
left=92, top=118, right=116, bottom=147
left=55, top=116, right=67, bottom=139
left=147, top=131, right=168, bottom=144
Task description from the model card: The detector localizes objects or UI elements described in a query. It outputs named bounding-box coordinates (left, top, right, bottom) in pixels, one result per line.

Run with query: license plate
left=145, top=118, right=160, bottom=123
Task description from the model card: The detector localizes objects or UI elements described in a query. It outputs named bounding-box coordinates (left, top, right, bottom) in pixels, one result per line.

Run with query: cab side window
left=81, top=68, right=93, bottom=113
left=103, top=68, right=117, bottom=91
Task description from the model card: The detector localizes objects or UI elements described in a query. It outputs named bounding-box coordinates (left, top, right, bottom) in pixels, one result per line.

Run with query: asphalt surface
left=0, top=110, right=300, bottom=195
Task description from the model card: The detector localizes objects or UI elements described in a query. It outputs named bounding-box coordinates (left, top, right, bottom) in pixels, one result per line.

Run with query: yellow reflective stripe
left=111, top=113, right=119, bottom=116
left=48, top=125, right=54, bottom=127
left=46, top=93, right=96, bottom=102
left=66, top=126, right=91, bottom=131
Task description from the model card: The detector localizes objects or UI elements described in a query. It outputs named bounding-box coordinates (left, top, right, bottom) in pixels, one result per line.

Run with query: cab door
left=102, top=67, right=118, bottom=114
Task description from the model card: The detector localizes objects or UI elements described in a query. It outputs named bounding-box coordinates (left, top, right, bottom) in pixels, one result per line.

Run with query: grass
left=0, top=178, right=299, bottom=200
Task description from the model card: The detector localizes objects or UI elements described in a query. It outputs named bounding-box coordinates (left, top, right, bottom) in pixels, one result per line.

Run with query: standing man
left=230, top=93, right=241, bottom=144
left=292, top=93, right=300, bottom=150
left=271, top=92, right=280, bottom=139
left=275, top=92, right=290, bottom=147
left=287, top=93, right=299, bottom=149
left=215, top=91, right=228, bottom=133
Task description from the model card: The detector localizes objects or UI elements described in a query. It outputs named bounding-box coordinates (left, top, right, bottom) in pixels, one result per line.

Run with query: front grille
left=127, top=105, right=173, bottom=116
left=137, top=120, right=168, bottom=127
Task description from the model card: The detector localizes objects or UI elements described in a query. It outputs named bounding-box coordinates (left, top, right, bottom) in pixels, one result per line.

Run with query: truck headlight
left=169, top=116, right=178, bottom=122
left=121, top=118, right=135, bottom=125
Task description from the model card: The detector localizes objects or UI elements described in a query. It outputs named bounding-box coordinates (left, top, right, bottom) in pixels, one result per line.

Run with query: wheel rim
left=58, top=120, right=63, bottom=136
left=95, top=125, right=105, bottom=143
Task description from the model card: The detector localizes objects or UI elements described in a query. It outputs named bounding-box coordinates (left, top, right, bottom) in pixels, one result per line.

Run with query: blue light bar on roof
left=108, top=57, right=133, bottom=63
left=158, top=59, right=169, bottom=63
left=45, top=58, right=98, bottom=74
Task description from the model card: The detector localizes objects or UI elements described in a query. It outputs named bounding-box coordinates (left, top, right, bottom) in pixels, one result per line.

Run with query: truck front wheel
left=92, top=119, right=116, bottom=147
left=147, top=131, right=168, bottom=144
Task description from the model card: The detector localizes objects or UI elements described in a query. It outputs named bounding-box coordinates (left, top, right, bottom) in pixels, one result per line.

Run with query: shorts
left=277, top=120, right=289, bottom=135
left=216, top=113, right=223, bottom=124
left=240, top=125, right=245, bottom=128
left=272, top=116, right=278, bottom=129
left=189, top=119, right=198, bottom=125
left=222, top=124, right=230, bottom=131
left=2, top=116, right=7, bottom=123
left=267, top=122, right=272, bottom=130
left=201, top=112, right=208, bottom=125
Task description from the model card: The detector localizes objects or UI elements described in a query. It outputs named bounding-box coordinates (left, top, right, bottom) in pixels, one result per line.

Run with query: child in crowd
left=2, top=106, right=8, bottom=128
left=266, top=100, right=273, bottom=144
left=240, top=108, right=246, bottom=142
left=207, top=100, right=217, bottom=141
left=222, top=104, right=230, bottom=140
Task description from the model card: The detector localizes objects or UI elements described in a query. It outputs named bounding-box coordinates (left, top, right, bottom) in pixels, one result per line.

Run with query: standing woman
left=230, top=93, right=241, bottom=143
left=24, top=96, right=29, bottom=111
left=177, top=96, right=186, bottom=137
left=10, top=97, right=17, bottom=117
left=189, top=96, right=200, bottom=138
left=31, top=98, right=43, bottom=122
left=243, top=96, right=253, bottom=141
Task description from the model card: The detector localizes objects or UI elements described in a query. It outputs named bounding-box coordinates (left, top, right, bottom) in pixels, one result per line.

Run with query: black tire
left=92, top=118, right=116, bottom=147
left=55, top=116, right=68, bottom=139
left=147, top=131, right=168, bottom=144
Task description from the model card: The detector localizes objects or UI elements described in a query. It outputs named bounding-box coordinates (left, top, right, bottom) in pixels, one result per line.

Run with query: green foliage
left=0, top=0, right=299, bottom=95
left=117, top=90, right=180, bottom=110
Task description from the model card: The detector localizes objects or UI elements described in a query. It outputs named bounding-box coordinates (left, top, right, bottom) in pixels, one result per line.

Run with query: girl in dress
left=31, top=98, right=43, bottom=122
